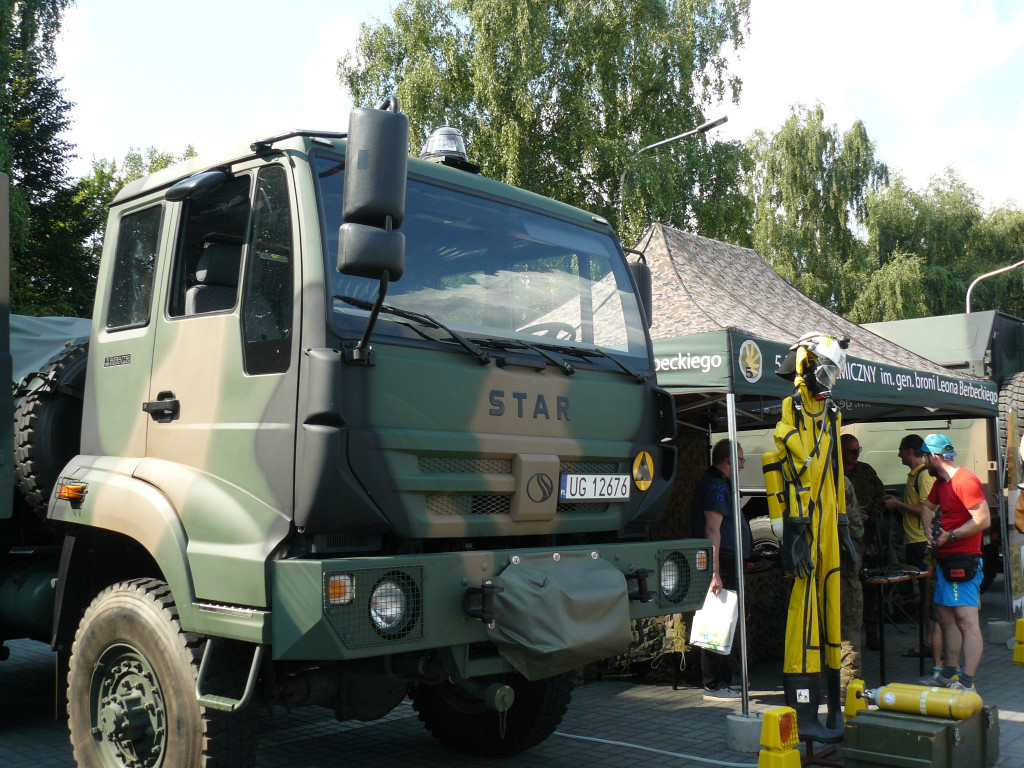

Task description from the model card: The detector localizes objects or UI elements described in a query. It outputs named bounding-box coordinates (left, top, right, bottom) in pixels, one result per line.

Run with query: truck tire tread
left=411, top=671, right=572, bottom=757
left=14, top=342, right=88, bottom=515
left=67, top=577, right=256, bottom=768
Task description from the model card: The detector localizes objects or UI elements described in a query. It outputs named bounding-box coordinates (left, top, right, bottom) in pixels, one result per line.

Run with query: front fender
left=132, top=457, right=291, bottom=608
left=48, top=455, right=198, bottom=628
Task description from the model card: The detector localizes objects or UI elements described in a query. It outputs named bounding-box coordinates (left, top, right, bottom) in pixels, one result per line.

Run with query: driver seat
left=185, top=242, right=241, bottom=315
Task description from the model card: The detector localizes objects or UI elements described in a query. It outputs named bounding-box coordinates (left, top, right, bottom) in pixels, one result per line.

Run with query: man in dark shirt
left=841, top=433, right=886, bottom=650
left=691, top=438, right=752, bottom=701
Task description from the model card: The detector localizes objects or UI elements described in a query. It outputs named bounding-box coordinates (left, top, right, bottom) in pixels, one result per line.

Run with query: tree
left=861, top=168, right=1022, bottom=319
left=2, top=0, right=86, bottom=315
left=968, top=206, right=1024, bottom=316
left=339, top=0, right=751, bottom=245
left=75, top=146, right=196, bottom=272
left=847, top=251, right=929, bottom=323
left=746, top=104, right=887, bottom=314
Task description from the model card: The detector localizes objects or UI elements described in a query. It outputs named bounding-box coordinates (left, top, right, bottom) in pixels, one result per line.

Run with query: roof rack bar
left=251, top=130, right=348, bottom=153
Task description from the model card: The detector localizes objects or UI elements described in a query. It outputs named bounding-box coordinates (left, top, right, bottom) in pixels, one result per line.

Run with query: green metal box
left=843, top=704, right=999, bottom=768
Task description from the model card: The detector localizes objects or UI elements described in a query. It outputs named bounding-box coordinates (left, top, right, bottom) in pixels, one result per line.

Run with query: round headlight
left=369, top=578, right=407, bottom=632
left=661, top=557, right=680, bottom=595
left=660, top=553, right=690, bottom=603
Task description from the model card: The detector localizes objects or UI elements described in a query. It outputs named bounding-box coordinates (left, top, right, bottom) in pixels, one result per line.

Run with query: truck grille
left=418, top=457, right=512, bottom=473
left=426, top=494, right=609, bottom=516
left=420, top=457, right=618, bottom=517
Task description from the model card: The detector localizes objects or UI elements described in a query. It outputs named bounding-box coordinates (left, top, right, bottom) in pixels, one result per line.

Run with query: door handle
left=143, top=391, right=180, bottom=423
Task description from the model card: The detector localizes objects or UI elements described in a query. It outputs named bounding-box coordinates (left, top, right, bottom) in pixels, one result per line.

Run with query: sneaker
left=703, top=685, right=741, bottom=701
left=918, top=669, right=955, bottom=687
left=947, top=680, right=976, bottom=692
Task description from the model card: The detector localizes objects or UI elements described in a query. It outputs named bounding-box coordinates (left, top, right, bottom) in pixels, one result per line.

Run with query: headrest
left=195, top=242, right=241, bottom=286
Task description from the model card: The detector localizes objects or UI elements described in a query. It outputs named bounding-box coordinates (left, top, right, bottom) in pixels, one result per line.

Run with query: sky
left=54, top=0, right=1024, bottom=210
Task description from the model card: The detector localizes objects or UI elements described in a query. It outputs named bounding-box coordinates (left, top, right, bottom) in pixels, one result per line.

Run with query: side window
left=106, top=205, right=161, bottom=329
left=242, top=165, right=294, bottom=375
left=168, top=175, right=252, bottom=319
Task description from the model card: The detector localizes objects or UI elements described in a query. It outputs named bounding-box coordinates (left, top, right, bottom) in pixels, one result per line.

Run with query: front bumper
left=271, top=538, right=711, bottom=664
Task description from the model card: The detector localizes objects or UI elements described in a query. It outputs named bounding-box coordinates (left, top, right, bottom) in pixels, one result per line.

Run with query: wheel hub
left=91, top=648, right=167, bottom=767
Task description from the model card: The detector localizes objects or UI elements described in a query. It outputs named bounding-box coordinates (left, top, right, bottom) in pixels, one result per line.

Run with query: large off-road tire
left=67, top=578, right=256, bottom=768
left=410, top=671, right=572, bottom=757
left=998, top=371, right=1024, bottom=461
left=14, top=342, right=88, bottom=515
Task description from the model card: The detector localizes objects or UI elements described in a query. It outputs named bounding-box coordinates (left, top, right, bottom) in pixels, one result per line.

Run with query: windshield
left=314, top=155, right=649, bottom=363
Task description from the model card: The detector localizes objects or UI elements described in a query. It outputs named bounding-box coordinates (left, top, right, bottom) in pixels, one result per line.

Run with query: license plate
left=559, top=473, right=631, bottom=501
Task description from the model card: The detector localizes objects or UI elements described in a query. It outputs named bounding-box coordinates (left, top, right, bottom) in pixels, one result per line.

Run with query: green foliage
left=1, top=0, right=84, bottom=315
left=75, top=146, right=197, bottom=274
left=863, top=168, right=1024, bottom=319
left=340, top=0, right=752, bottom=246
left=747, top=104, right=887, bottom=314
left=847, top=251, right=929, bottom=323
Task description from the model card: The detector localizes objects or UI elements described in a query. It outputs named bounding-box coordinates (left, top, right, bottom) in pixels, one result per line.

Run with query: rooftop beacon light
left=420, top=126, right=481, bottom=173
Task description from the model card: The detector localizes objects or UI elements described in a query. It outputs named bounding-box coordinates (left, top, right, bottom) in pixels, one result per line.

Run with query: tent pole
left=993, top=414, right=1013, bottom=619
left=726, top=392, right=749, bottom=716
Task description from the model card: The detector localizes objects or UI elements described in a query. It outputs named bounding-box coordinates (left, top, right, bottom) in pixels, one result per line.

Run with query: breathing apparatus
left=776, top=333, right=850, bottom=399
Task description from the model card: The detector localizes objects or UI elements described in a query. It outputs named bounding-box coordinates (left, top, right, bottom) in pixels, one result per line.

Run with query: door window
left=106, top=205, right=162, bottom=330
left=241, top=165, right=293, bottom=375
left=167, top=175, right=252, bottom=319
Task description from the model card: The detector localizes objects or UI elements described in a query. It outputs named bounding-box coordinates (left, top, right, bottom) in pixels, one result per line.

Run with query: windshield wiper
left=479, top=338, right=574, bottom=376
left=559, top=344, right=647, bottom=384
left=335, top=295, right=491, bottom=365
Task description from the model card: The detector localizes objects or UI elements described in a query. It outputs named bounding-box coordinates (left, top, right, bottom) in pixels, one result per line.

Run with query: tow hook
left=626, top=569, right=654, bottom=603
left=452, top=677, right=515, bottom=712
left=464, top=580, right=503, bottom=624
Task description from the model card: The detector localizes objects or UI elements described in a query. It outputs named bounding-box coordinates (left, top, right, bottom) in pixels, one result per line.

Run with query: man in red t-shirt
left=919, top=433, right=990, bottom=692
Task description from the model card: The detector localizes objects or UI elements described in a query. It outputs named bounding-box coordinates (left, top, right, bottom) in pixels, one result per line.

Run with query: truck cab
left=38, top=110, right=709, bottom=765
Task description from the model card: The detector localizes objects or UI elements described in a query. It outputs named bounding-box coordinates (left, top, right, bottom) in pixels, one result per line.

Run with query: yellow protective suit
left=773, top=373, right=844, bottom=676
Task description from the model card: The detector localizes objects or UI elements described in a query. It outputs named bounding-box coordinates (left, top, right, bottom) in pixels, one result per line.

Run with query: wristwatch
left=947, top=529, right=958, bottom=542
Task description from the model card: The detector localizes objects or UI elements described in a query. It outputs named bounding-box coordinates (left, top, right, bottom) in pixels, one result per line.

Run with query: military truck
left=0, top=101, right=710, bottom=767
left=857, top=310, right=1024, bottom=590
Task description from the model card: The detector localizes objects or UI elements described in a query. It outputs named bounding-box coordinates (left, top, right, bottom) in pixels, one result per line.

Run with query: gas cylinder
left=859, top=682, right=982, bottom=720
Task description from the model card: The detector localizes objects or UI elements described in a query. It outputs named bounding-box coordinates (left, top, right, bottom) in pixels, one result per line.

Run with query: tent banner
left=726, top=332, right=998, bottom=414
left=651, top=331, right=731, bottom=390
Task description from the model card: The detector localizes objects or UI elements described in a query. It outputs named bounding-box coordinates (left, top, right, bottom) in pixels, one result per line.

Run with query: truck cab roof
left=112, top=131, right=609, bottom=235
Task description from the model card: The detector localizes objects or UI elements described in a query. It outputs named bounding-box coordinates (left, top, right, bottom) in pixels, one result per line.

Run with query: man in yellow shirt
left=885, top=434, right=936, bottom=569
left=884, top=434, right=937, bottom=660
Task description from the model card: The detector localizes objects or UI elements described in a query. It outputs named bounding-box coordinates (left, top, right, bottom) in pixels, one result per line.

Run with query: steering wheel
left=519, top=322, right=577, bottom=340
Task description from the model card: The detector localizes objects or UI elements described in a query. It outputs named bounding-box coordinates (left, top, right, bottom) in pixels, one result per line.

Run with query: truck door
left=144, top=161, right=299, bottom=519
left=82, top=201, right=168, bottom=458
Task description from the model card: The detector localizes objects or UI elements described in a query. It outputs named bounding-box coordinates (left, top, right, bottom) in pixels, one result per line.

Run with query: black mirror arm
left=349, top=269, right=390, bottom=364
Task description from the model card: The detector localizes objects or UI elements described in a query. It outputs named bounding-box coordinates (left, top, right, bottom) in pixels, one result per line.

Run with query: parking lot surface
left=3, top=575, right=1022, bottom=767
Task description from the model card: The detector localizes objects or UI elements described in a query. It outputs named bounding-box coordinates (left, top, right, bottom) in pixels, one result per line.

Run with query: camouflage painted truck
left=0, top=102, right=710, bottom=767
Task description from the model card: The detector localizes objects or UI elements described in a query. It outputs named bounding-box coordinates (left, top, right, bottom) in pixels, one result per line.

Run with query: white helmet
left=791, top=333, right=847, bottom=393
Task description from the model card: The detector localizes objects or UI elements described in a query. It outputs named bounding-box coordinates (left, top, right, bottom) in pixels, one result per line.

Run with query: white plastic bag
left=689, top=587, right=738, bottom=655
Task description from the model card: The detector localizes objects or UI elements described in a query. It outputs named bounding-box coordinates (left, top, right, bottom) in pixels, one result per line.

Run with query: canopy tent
left=638, top=224, right=998, bottom=424
left=636, top=223, right=1003, bottom=715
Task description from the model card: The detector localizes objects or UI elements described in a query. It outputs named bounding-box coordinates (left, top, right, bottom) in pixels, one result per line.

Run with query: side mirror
left=338, top=102, right=409, bottom=282
left=338, top=223, right=404, bottom=281
left=629, top=260, right=653, bottom=328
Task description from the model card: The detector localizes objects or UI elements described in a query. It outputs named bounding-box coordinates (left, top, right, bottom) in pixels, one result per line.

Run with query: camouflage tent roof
left=639, top=222, right=968, bottom=380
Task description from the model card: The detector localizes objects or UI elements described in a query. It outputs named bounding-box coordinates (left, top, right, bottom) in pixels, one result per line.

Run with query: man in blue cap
left=918, top=433, right=990, bottom=691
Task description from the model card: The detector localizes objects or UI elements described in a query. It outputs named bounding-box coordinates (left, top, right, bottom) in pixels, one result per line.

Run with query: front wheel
left=410, top=671, right=572, bottom=757
left=67, top=578, right=255, bottom=768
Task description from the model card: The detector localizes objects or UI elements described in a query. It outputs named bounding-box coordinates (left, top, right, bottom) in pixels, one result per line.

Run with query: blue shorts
left=934, top=557, right=983, bottom=608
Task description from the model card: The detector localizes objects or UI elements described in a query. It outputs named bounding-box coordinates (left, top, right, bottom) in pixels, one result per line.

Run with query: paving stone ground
left=2, top=574, right=1021, bottom=767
